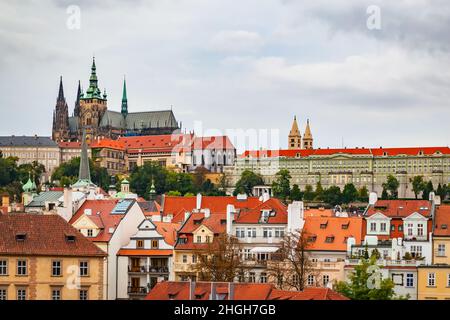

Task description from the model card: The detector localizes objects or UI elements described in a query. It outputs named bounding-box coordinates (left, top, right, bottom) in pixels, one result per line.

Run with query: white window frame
left=428, top=273, right=436, bottom=287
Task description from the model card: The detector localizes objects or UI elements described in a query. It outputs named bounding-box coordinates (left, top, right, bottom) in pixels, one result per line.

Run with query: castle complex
left=52, top=58, right=180, bottom=143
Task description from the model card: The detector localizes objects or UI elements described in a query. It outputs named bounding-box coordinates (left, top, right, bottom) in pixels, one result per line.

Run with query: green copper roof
left=121, top=77, right=128, bottom=115
left=121, top=178, right=129, bottom=184
left=22, top=177, right=34, bottom=192
left=72, top=130, right=96, bottom=189
left=81, top=57, right=106, bottom=101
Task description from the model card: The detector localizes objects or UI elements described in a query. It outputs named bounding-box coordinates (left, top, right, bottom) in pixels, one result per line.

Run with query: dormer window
left=65, top=235, right=76, bottom=243
left=15, top=233, right=27, bottom=241
left=341, top=223, right=349, bottom=230
left=325, top=236, right=335, bottom=243
left=308, top=235, right=317, bottom=243
left=137, top=240, right=144, bottom=248
left=320, top=222, right=328, bottom=229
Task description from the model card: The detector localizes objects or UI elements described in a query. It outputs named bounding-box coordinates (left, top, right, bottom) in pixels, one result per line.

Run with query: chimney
left=287, top=201, right=304, bottom=234
left=189, top=281, right=196, bottom=300
left=228, top=282, right=234, bottom=300
left=210, top=282, right=217, bottom=300
left=63, top=187, right=73, bottom=217
left=369, top=192, right=377, bottom=205
left=226, top=204, right=235, bottom=235
left=196, top=193, right=202, bottom=210
left=184, top=211, right=191, bottom=222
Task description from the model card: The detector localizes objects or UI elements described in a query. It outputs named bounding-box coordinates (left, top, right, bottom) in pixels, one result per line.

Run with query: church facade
left=52, top=58, right=180, bottom=143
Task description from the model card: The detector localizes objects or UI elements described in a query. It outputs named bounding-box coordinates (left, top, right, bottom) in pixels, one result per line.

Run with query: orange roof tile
left=153, top=221, right=181, bottom=246
left=367, top=200, right=432, bottom=218
left=234, top=198, right=288, bottom=224
left=69, top=199, right=123, bottom=243
left=303, top=216, right=364, bottom=251
left=241, top=146, right=450, bottom=158
left=91, top=138, right=125, bottom=150
left=145, top=282, right=348, bottom=300
left=434, top=205, right=450, bottom=237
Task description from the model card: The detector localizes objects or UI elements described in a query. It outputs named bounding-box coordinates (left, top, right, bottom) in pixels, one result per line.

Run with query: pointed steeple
left=78, top=129, right=91, bottom=182
left=302, top=119, right=313, bottom=150
left=288, top=116, right=302, bottom=150
left=74, top=80, right=81, bottom=117
left=121, top=76, right=128, bottom=116
left=72, top=129, right=96, bottom=191
left=57, top=76, right=65, bottom=102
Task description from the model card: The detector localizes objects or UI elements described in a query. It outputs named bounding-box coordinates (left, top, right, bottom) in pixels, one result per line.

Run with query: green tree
left=303, top=184, right=315, bottom=201
left=233, top=170, right=264, bottom=196
left=314, top=182, right=324, bottom=201
left=167, top=190, right=182, bottom=196
left=382, top=175, right=399, bottom=199
left=381, top=188, right=389, bottom=200
left=335, top=257, right=401, bottom=300
left=272, top=169, right=292, bottom=202
left=422, top=181, right=434, bottom=200
left=51, top=157, right=110, bottom=190
left=289, top=184, right=303, bottom=201
left=322, top=186, right=342, bottom=206
left=410, top=175, right=425, bottom=199
left=358, top=186, right=369, bottom=202
left=342, top=183, right=358, bottom=204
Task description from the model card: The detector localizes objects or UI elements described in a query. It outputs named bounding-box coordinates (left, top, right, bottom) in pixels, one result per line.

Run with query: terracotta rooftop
left=0, top=214, right=106, bottom=257
left=303, top=216, right=364, bottom=251
left=366, top=200, right=432, bottom=218
left=69, top=199, right=124, bottom=242
left=145, top=282, right=348, bottom=300
left=91, top=138, right=125, bottom=151
left=242, top=146, right=450, bottom=159
left=234, top=198, right=288, bottom=224
left=434, top=205, right=450, bottom=237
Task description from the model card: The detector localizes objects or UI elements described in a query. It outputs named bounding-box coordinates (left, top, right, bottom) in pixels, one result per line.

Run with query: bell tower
left=78, top=57, right=108, bottom=143
left=302, top=119, right=313, bottom=150
left=288, top=116, right=302, bottom=149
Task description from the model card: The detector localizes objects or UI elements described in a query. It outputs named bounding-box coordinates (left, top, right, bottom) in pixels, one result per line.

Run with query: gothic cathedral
left=52, top=58, right=180, bottom=143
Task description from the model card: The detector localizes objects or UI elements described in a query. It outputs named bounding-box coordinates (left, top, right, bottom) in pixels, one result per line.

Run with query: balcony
left=128, top=265, right=169, bottom=274
left=128, top=286, right=148, bottom=296
left=346, top=259, right=425, bottom=267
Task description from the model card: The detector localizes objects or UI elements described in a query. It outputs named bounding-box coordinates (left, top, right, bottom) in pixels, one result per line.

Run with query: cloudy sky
left=1, top=0, right=449, bottom=152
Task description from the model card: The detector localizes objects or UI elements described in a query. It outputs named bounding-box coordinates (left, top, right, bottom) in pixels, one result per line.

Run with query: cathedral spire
left=57, top=76, right=65, bottom=102
left=74, top=80, right=81, bottom=117
left=121, top=76, right=128, bottom=116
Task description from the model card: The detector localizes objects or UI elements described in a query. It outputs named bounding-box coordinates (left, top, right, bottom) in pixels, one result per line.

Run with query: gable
left=366, top=212, right=390, bottom=221
left=403, top=212, right=428, bottom=221
left=193, top=225, right=214, bottom=236
left=72, top=215, right=99, bottom=229
left=138, top=219, right=157, bottom=230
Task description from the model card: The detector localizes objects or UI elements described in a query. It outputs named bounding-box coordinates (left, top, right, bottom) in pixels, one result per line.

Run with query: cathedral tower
left=52, top=76, right=70, bottom=142
left=302, top=119, right=313, bottom=150
left=288, top=116, right=302, bottom=149
left=78, top=57, right=108, bottom=143
left=121, top=77, right=128, bottom=116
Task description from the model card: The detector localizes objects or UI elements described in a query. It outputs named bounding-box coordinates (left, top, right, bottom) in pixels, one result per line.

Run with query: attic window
left=325, top=236, right=335, bottom=243
left=16, top=233, right=27, bottom=241
left=65, top=234, right=76, bottom=242
left=193, top=219, right=203, bottom=225
left=442, top=224, right=448, bottom=230
left=320, top=222, right=328, bottom=229
left=308, top=235, right=317, bottom=243
left=168, top=293, right=177, bottom=300
left=341, top=223, right=349, bottom=230
left=220, top=219, right=227, bottom=225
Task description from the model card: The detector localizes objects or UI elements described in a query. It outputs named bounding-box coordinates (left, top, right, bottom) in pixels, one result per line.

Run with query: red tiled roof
left=192, top=136, right=235, bottom=150
left=234, top=198, right=288, bottom=224
left=69, top=199, right=123, bottom=243
left=366, top=200, right=432, bottom=218
left=0, top=214, right=106, bottom=257
left=303, top=216, right=364, bottom=251
left=117, top=249, right=173, bottom=256
left=304, top=208, right=335, bottom=217
left=153, top=221, right=181, bottom=246
left=145, top=282, right=348, bottom=300
left=162, top=196, right=262, bottom=223
left=434, top=205, right=450, bottom=237
left=241, top=146, right=450, bottom=158
left=119, top=134, right=194, bottom=153
left=91, top=138, right=125, bottom=151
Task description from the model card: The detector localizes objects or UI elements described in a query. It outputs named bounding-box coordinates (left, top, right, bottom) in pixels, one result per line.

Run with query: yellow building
left=418, top=266, right=450, bottom=300
left=433, top=205, right=450, bottom=265
left=0, top=214, right=106, bottom=300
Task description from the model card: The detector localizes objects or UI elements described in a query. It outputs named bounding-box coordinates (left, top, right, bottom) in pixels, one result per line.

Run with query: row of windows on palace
left=0, top=259, right=92, bottom=300
left=0, top=258, right=91, bottom=277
